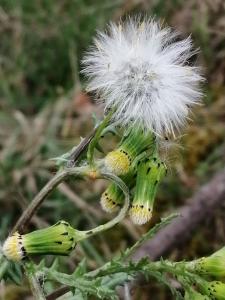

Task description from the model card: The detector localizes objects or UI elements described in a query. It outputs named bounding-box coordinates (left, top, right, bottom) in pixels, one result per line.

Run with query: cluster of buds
left=102, top=126, right=167, bottom=225
left=83, top=16, right=202, bottom=224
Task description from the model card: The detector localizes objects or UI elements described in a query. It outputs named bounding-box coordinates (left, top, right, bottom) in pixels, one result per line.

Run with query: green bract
left=100, top=171, right=135, bottom=213
left=129, top=156, right=167, bottom=225
left=104, top=127, right=155, bottom=175
left=185, top=290, right=210, bottom=300
left=201, top=281, right=225, bottom=300
left=187, top=247, right=225, bottom=278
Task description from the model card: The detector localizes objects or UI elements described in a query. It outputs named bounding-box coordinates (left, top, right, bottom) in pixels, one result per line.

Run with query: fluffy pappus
left=82, top=17, right=204, bottom=136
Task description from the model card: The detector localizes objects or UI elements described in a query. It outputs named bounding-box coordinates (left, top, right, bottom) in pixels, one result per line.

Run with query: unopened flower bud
left=100, top=182, right=124, bottom=213
left=104, top=127, right=154, bottom=175
left=129, top=156, right=166, bottom=225
left=186, top=247, right=225, bottom=278
left=100, top=171, right=135, bottom=213
left=201, top=281, right=225, bottom=300
left=3, top=221, right=83, bottom=262
left=184, top=290, right=210, bottom=300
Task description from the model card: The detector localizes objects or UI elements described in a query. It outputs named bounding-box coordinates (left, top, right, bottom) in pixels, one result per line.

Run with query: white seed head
left=82, top=17, right=204, bottom=136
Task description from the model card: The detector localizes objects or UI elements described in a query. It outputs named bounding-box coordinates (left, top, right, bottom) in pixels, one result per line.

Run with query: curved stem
left=12, top=123, right=100, bottom=234
left=87, top=112, right=113, bottom=166
left=12, top=166, right=91, bottom=234
left=66, top=127, right=97, bottom=168
left=76, top=171, right=130, bottom=240
left=12, top=167, right=130, bottom=240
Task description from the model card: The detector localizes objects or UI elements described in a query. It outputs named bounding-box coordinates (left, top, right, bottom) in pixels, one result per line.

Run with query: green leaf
left=72, top=258, right=87, bottom=278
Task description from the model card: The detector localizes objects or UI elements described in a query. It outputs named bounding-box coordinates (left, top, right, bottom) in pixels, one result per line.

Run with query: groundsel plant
left=1, top=17, right=222, bottom=300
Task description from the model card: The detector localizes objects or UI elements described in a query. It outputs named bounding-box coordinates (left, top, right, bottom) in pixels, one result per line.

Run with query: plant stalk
left=12, top=166, right=91, bottom=234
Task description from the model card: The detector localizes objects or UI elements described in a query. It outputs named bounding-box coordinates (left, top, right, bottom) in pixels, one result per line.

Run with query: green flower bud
left=129, top=156, right=166, bottom=225
left=100, top=182, right=124, bottom=213
left=187, top=247, right=225, bottom=277
left=184, top=290, right=210, bottom=300
left=100, top=171, right=135, bottom=213
left=3, top=221, right=84, bottom=262
left=104, top=127, right=155, bottom=175
left=201, top=281, right=225, bottom=300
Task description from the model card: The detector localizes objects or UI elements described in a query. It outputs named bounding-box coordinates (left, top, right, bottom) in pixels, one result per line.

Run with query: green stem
left=87, top=112, right=113, bottom=166
left=33, top=256, right=209, bottom=299
left=86, top=257, right=202, bottom=288
left=12, top=166, right=91, bottom=234
left=85, top=214, right=178, bottom=278
left=25, top=263, right=46, bottom=300
left=122, top=214, right=178, bottom=259
left=149, top=260, right=207, bottom=287
left=12, top=120, right=104, bottom=234
left=75, top=171, right=130, bottom=241
left=5, top=169, right=129, bottom=262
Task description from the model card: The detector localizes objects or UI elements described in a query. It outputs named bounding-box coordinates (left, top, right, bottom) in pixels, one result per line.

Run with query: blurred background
left=0, top=0, right=225, bottom=299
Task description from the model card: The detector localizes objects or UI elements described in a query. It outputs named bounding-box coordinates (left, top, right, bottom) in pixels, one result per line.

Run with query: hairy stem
left=25, top=263, right=46, bottom=300
left=12, top=122, right=101, bottom=234
left=76, top=172, right=130, bottom=240
left=12, top=166, right=91, bottom=234
left=66, top=127, right=97, bottom=168
left=86, top=214, right=177, bottom=278
left=40, top=258, right=200, bottom=295
left=87, top=112, right=113, bottom=166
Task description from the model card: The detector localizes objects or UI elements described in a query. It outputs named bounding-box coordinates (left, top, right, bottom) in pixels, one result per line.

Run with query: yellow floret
left=3, top=232, right=25, bottom=262
left=104, top=149, right=131, bottom=175
left=129, top=204, right=152, bottom=225
left=100, top=192, right=119, bottom=213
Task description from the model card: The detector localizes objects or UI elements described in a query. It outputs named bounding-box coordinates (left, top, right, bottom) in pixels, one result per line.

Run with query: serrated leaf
left=72, top=258, right=87, bottom=278
left=120, top=214, right=178, bottom=260
left=50, top=258, right=60, bottom=271
left=37, top=258, right=46, bottom=269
